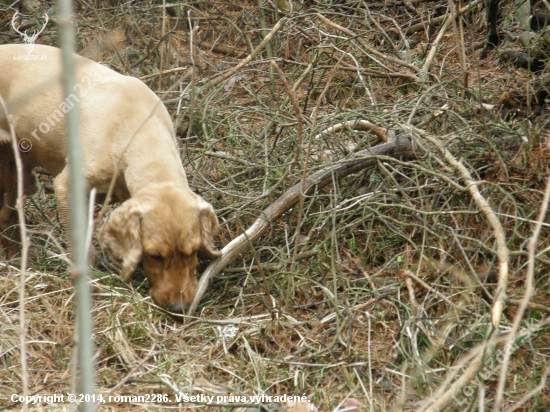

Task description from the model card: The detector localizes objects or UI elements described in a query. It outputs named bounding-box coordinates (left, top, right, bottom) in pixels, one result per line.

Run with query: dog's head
left=100, top=183, right=221, bottom=314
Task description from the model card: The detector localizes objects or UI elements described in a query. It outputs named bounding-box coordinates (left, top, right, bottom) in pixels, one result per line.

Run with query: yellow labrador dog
left=0, top=44, right=220, bottom=314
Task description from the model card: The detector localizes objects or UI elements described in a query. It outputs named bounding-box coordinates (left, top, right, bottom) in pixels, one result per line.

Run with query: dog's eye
left=149, top=253, right=164, bottom=262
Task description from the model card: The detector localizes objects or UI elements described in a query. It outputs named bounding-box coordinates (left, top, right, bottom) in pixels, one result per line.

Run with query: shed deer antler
left=188, top=131, right=415, bottom=315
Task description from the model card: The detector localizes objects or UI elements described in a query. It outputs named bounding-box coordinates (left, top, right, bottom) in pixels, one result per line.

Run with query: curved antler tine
left=11, top=11, right=24, bottom=36
left=38, top=14, right=49, bottom=33
left=30, top=14, right=49, bottom=40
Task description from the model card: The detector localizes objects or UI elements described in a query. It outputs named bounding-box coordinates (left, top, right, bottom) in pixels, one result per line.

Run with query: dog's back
left=0, top=44, right=183, bottom=194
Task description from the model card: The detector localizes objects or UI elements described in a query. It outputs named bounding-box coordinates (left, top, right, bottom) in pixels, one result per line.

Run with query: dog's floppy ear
left=100, top=199, right=143, bottom=280
left=196, top=196, right=222, bottom=260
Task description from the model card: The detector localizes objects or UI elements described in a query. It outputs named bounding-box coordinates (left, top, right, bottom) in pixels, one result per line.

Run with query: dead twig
left=0, top=92, right=29, bottom=410
left=420, top=15, right=453, bottom=81
left=139, top=66, right=191, bottom=81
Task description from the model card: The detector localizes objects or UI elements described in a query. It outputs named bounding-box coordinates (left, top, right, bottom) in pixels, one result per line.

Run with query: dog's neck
left=120, top=127, right=189, bottom=197
left=123, top=155, right=188, bottom=197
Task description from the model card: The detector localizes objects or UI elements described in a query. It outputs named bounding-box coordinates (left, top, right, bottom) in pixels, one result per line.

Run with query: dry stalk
left=420, top=14, right=453, bottom=81
left=0, top=94, right=29, bottom=411
left=257, top=51, right=323, bottom=142
left=493, top=146, right=550, bottom=411
left=406, top=125, right=509, bottom=330
left=139, top=66, right=190, bottom=81
left=186, top=12, right=198, bottom=143
left=449, top=0, right=468, bottom=88
left=507, top=299, right=550, bottom=313
left=158, top=0, right=166, bottom=91
left=457, top=2, right=468, bottom=87
left=421, top=317, right=550, bottom=411
left=320, top=64, right=418, bottom=81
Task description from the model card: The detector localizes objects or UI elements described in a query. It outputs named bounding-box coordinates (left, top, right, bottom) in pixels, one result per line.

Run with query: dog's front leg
left=0, top=147, right=22, bottom=258
left=53, top=168, right=98, bottom=265
left=53, top=169, right=71, bottom=238
left=0, top=184, right=20, bottom=258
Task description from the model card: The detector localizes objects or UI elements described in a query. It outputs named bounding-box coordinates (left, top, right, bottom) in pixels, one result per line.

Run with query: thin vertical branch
left=56, top=0, right=96, bottom=409
left=450, top=0, right=468, bottom=88
left=406, top=125, right=509, bottom=332
left=0, top=94, right=29, bottom=412
left=258, top=0, right=275, bottom=93
left=420, top=14, right=453, bottom=80
left=159, top=0, right=166, bottom=91
left=185, top=11, right=197, bottom=143
left=366, top=312, right=374, bottom=411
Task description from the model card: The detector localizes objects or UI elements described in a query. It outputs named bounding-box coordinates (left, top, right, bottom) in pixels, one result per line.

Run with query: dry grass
left=1, top=0, right=550, bottom=411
